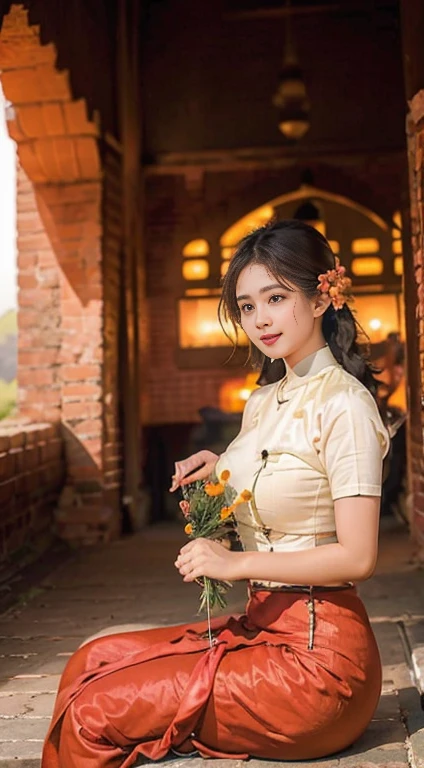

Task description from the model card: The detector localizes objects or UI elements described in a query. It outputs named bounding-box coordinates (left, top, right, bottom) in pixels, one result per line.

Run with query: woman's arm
left=175, top=495, right=380, bottom=585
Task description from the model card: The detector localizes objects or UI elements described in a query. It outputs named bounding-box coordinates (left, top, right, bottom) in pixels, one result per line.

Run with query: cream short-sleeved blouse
left=215, top=345, right=389, bottom=582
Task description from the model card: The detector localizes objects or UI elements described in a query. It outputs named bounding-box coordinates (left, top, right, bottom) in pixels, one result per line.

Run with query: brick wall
left=0, top=422, right=64, bottom=561
left=405, top=91, right=424, bottom=555
left=16, top=166, right=62, bottom=423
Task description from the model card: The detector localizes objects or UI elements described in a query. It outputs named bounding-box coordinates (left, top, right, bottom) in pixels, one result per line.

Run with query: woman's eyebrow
left=236, top=283, right=285, bottom=301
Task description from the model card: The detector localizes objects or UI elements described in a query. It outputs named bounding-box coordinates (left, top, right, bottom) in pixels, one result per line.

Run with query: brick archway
left=0, top=5, right=124, bottom=545
left=207, top=164, right=397, bottom=243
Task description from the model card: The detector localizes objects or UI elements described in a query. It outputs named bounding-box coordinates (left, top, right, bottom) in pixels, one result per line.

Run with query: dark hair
left=218, top=219, right=378, bottom=396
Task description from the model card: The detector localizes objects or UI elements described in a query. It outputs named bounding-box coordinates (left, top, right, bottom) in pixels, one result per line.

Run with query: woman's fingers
left=169, top=450, right=219, bottom=491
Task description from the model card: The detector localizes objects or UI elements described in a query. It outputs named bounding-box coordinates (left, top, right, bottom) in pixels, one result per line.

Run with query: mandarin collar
left=283, top=345, right=339, bottom=389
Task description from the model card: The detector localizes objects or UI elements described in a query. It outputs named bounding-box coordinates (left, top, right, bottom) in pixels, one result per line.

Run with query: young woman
left=42, top=220, right=389, bottom=767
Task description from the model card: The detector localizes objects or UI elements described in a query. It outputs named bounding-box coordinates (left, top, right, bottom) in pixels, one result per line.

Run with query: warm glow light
left=351, top=238, right=380, bottom=254
left=182, top=259, right=210, bottom=280
left=239, top=388, right=251, bottom=401
left=185, top=288, right=216, bottom=297
left=394, top=256, right=403, bottom=276
left=278, top=119, right=310, bottom=140
left=351, top=257, right=384, bottom=276
left=312, top=220, right=326, bottom=236
left=221, top=260, right=230, bottom=277
left=393, top=210, right=402, bottom=229
left=221, top=246, right=235, bottom=260
left=392, top=239, right=402, bottom=255
left=220, top=205, right=274, bottom=247
left=369, top=318, right=382, bottom=331
left=179, top=297, right=248, bottom=348
left=354, top=293, right=405, bottom=343
left=219, top=374, right=259, bottom=412
left=328, top=240, right=340, bottom=254
left=183, top=239, right=210, bottom=257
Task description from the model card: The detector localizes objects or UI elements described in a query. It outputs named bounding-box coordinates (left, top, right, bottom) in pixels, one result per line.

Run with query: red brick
left=17, top=253, right=38, bottom=269
left=17, top=233, right=51, bottom=251
left=8, top=431, right=25, bottom=450
left=18, top=310, right=42, bottom=329
left=0, top=436, right=11, bottom=452
left=57, top=348, right=77, bottom=364
left=18, top=368, right=56, bottom=387
left=19, top=388, right=61, bottom=405
left=19, top=289, right=54, bottom=309
left=19, top=349, right=58, bottom=366
left=72, top=419, right=102, bottom=437
left=18, top=273, right=39, bottom=290
left=62, top=401, right=102, bottom=420
left=38, top=250, right=57, bottom=268
left=61, top=364, right=101, bottom=382
left=0, top=479, right=15, bottom=505
left=0, top=452, right=16, bottom=480
left=62, top=382, right=102, bottom=400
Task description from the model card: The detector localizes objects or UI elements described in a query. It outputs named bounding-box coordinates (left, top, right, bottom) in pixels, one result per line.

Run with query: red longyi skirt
left=42, top=586, right=381, bottom=768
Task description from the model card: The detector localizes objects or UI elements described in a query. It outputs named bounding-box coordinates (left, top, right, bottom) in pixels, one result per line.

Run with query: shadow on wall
left=55, top=423, right=123, bottom=545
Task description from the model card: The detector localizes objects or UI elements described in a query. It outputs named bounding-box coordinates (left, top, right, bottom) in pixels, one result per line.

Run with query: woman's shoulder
left=319, top=366, right=388, bottom=440
left=321, top=365, right=378, bottom=409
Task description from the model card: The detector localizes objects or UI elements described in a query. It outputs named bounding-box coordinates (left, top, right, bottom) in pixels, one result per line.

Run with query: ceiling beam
left=223, top=1, right=397, bottom=21
left=143, top=144, right=405, bottom=175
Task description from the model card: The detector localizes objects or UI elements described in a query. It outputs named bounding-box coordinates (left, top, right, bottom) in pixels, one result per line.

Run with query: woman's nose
left=255, top=311, right=271, bottom=329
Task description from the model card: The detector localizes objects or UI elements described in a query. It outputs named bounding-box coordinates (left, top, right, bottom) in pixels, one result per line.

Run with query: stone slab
left=0, top=692, right=54, bottom=717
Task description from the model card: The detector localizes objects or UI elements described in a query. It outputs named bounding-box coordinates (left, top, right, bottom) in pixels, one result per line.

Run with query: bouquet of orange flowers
left=181, top=469, right=251, bottom=613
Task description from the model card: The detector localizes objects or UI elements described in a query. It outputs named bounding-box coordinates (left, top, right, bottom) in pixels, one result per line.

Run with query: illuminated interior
left=220, top=205, right=274, bottom=249
left=328, top=240, right=340, bottom=254
left=183, top=239, right=210, bottom=257
left=394, top=257, right=403, bottom=276
left=351, top=257, right=384, bottom=276
left=178, top=297, right=248, bottom=348
left=351, top=237, right=380, bottom=254
left=392, top=211, right=403, bottom=274
left=353, top=293, right=405, bottom=343
left=182, top=259, right=210, bottom=280
left=219, top=372, right=259, bottom=413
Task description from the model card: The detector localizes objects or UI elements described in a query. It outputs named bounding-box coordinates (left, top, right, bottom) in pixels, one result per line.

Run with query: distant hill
left=0, top=308, right=17, bottom=382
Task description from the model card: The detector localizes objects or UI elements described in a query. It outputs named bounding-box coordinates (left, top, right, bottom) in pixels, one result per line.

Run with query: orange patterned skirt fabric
left=42, top=586, right=381, bottom=768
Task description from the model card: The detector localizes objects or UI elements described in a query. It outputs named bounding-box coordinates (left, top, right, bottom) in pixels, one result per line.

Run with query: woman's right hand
left=169, top=450, right=219, bottom=492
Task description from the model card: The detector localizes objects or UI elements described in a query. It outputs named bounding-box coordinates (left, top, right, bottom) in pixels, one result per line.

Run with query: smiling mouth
left=260, top=334, right=282, bottom=345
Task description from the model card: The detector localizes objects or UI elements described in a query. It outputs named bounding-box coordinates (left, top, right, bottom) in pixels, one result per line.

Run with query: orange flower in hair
left=317, top=257, right=353, bottom=311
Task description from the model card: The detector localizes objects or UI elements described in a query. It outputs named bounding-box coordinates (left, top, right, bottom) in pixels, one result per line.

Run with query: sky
left=0, top=83, right=17, bottom=317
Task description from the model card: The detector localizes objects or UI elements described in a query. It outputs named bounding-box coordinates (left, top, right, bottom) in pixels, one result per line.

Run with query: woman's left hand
left=175, top=538, right=240, bottom=582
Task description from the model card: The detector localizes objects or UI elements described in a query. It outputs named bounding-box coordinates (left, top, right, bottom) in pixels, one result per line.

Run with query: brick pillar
left=0, top=5, right=130, bottom=544
left=404, top=100, right=424, bottom=556
left=401, top=0, right=424, bottom=558
left=16, top=166, right=62, bottom=422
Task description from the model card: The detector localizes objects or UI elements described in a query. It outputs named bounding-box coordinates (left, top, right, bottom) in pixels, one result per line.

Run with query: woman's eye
left=240, top=303, right=254, bottom=313
left=269, top=294, right=284, bottom=304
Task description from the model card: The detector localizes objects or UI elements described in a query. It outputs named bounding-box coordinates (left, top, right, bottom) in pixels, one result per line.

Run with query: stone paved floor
left=0, top=518, right=422, bottom=767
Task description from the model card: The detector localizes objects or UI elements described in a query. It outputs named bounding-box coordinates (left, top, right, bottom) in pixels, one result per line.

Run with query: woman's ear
left=313, top=292, right=331, bottom=318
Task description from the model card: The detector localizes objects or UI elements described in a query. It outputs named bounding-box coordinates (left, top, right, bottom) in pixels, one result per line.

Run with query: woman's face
left=236, top=263, right=327, bottom=367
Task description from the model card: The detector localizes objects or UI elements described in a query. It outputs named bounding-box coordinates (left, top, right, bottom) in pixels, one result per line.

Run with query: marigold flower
left=184, top=523, right=193, bottom=535
left=205, top=482, right=225, bottom=496
left=220, top=505, right=235, bottom=520
left=219, top=469, right=231, bottom=483
left=240, top=489, right=252, bottom=502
